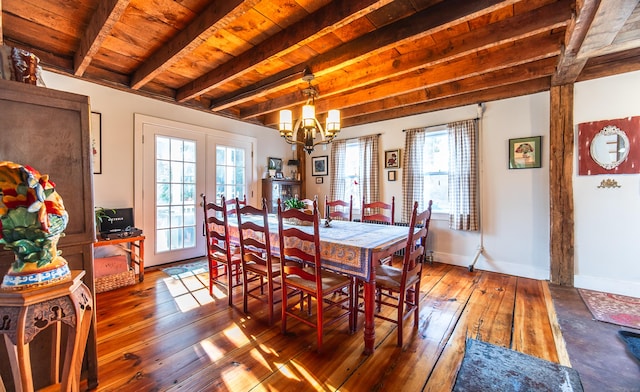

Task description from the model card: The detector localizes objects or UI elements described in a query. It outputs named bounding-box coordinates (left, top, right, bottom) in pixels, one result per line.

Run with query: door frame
left=134, top=114, right=257, bottom=266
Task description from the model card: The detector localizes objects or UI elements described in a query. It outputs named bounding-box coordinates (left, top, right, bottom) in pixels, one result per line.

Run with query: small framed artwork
left=315, top=177, right=323, bottom=184
left=275, top=171, right=284, bottom=179
left=509, top=136, right=542, bottom=169
left=268, top=157, right=283, bottom=171
left=385, top=149, right=400, bottom=168
left=312, top=155, right=328, bottom=176
left=91, top=112, right=102, bottom=174
left=388, top=170, right=396, bottom=181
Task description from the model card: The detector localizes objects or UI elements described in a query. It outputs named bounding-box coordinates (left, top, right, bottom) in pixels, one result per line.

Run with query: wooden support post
left=549, top=85, right=575, bottom=286
left=0, top=0, right=4, bottom=45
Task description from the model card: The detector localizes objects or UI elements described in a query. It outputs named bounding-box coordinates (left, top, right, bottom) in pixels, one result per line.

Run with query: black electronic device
left=98, top=208, right=142, bottom=239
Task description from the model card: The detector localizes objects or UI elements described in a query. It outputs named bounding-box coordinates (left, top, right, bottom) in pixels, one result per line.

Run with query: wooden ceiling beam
left=130, top=0, right=260, bottom=90
left=74, top=0, right=130, bottom=76
left=211, top=0, right=519, bottom=112
left=258, top=31, right=562, bottom=124
left=577, top=0, right=639, bottom=58
left=578, top=46, right=640, bottom=80
left=342, top=77, right=551, bottom=127
left=317, top=31, right=561, bottom=108
left=175, top=0, right=394, bottom=102
left=553, top=0, right=598, bottom=85
left=212, top=0, right=568, bottom=113
left=553, top=0, right=638, bottom=84
left=338, top=57, right=558, bottom=120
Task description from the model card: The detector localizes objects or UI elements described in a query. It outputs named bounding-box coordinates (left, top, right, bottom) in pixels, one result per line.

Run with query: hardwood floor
left=89, top=260, right=615, bottom=391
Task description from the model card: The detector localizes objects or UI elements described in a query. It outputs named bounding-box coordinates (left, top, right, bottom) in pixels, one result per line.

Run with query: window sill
left=431, top=212, right=448, bottom=221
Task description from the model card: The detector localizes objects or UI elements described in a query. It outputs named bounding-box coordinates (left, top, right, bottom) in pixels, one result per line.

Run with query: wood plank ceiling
left=2, top=0, right=640, bottom=131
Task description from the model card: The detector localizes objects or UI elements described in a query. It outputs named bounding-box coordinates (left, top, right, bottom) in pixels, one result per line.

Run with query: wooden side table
left=0, top=271, right=93, bottom=392
left=95, top=235, right=145, bottom=282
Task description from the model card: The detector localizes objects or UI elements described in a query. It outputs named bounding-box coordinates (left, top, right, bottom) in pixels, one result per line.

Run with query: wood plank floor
left=91, top=261, right=571, bottom=391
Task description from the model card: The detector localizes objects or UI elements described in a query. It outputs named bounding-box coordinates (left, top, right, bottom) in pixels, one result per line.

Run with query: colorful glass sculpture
left=0, top=161, right=70, bottom=290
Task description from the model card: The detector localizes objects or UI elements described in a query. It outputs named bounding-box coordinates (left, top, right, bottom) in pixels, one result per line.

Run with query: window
left=156, top=136, right=197, bottom=253
left=423, top=130, right=449, bottom=214
left=343, top=140, right=361, bottom=207
left=215, top=145, right=246, bottom=203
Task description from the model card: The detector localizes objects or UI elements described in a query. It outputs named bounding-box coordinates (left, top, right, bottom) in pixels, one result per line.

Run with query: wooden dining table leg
left=363, top=279, right=376, bottom=354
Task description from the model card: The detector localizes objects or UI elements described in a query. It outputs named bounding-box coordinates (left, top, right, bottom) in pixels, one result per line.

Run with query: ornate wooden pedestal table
left=0, top=270, right=93, bottom=392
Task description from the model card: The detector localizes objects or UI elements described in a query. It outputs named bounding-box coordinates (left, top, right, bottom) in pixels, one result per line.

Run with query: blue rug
left=453, top=339, right=583, bottom=392
left=161, top=259, right=208, bottom=277
left=618, top=330, right=640, bottom=362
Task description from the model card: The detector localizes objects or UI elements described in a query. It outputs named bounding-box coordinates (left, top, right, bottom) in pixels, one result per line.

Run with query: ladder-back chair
left=277, top=199, right=355, bottom=352
left=236, top=198, right=281, bottom=325
left=374, top=200, right=432, bottom=346
left=325, top=195, right=353, bottom=221
left=202, top=194, right=242, bottom=305
left=362, top=196, right=395, bottom=225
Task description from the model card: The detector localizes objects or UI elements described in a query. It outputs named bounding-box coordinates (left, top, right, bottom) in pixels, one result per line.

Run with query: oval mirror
left=590, top=125, right=629, bottom=170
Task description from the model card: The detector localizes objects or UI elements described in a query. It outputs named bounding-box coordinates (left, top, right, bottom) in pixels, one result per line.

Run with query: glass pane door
left=155, top=136, right=197, bottom=253
left=139, top=120, right=206, bottom=267
left=215, top=145, right=246, bottom=203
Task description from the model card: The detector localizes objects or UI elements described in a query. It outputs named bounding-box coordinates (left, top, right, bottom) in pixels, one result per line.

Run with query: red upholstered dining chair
left=277, top=199, right=355, bottom=352
left=362, top=196, right=395, bottom=225
left=374, top=200, right=432, bottom=347
left=324, top=195, right=353, bottom=221
left=236, top=197, right=281, bottom=325
left=201, top=194, right=242, bottom=306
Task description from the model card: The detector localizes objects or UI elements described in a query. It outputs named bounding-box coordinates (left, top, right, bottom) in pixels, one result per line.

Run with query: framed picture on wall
left=268, top=157, right=282, bottom=171
left=509, top=136, right=542, bottom=169
left=312, top=155, right=328, bottom=176
left=388, top=170, right=396, bottom=181
left=385, top=149, right=400, bottom=168
left=315, top=177, right=323, bottom=184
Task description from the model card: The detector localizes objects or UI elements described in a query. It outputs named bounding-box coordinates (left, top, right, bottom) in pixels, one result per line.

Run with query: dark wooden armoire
left=0, top=79, right=98, bottom=389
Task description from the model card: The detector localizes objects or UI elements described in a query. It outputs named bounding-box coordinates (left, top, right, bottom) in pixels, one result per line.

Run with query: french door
left=206, top=135, right=254, bottom=205
left=135, top=114, right=255, bottom=267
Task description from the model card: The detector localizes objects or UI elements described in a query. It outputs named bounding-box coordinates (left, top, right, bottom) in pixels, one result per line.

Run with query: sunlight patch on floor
left=210, top=284, right=227, bottom=299
left=162, top=273, right=219, bottom=312
left=249, top=347, right=279, bottom=370
left=223, top=323, right=252, bottom=346
left=199, top=338, right=225, bottom=362
left=288, top=359, right=332, bottom=390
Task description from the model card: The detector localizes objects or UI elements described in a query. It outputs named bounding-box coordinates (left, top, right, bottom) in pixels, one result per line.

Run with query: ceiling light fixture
left=278, top=67, right=340, bottom=154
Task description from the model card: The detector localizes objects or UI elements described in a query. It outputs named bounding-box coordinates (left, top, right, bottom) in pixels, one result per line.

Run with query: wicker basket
left=95, top=269, right=136, bottom=293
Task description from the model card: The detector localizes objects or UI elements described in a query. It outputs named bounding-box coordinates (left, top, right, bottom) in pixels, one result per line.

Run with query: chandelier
left=278, top=67, right=340, bottom=154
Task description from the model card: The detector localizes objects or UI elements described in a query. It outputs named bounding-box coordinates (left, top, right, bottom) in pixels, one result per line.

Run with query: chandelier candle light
left=279, top=67, right=341, bottom=154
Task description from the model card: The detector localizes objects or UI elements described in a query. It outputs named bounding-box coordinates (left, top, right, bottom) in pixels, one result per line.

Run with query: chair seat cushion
left=245, top=261, right=281, bottom=275
left=211, top=250, right=242, bottom=264
left=286, top=267, right=350, bottom=293
left=376, top=264, right=419, bottom=290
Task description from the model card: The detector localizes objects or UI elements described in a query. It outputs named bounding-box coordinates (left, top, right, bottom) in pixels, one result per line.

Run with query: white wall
left=573, top=71, right=640, bottom=297
left=318, top=96, right=551, bottom=281
left=42, top=69, right=640, bottom=296
left=42, top=71, right=290, bottom=209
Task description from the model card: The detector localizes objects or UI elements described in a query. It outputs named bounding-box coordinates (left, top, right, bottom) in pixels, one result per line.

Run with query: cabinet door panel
left=0, top=79, right=98, bottom=389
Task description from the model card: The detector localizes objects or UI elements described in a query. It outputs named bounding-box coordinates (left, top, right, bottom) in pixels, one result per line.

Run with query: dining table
left=228, top=214, right=411, bottom=354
